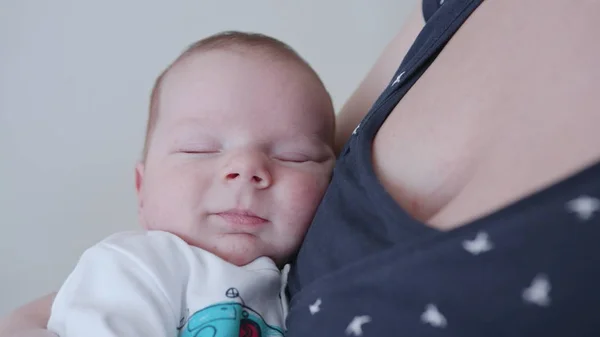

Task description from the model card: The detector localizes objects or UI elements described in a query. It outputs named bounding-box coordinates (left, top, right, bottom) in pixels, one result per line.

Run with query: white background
left=0, top=0, right=415, bottom=315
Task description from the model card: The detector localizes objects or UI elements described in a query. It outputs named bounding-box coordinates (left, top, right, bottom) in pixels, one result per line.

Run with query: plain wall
left=0, top=0, right=416, bottom=315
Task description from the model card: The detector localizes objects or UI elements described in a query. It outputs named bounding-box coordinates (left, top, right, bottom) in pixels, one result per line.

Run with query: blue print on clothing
left=179, top=288, right=284, bottom=337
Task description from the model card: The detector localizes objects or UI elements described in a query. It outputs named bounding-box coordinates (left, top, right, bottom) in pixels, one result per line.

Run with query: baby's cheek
left=283, top=173, right=328, bottom=221
left=144, top=168, right=200, bottom=229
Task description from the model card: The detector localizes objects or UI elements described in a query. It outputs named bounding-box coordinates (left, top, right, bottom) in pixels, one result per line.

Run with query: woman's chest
left=372, top=0, right=600, bottom=228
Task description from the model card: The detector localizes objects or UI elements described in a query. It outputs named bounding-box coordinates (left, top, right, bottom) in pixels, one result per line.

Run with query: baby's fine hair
left=141, top=31, right=329, bottom=161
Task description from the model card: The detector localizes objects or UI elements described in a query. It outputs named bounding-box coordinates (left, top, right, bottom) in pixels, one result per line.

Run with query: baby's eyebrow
left=164, top=116, right=214, bottom=129
left=167, top=128, right=219, bottom=145
left=274, top=135, right=321, bottom=147
left=272, top=137, right=333, bottom=155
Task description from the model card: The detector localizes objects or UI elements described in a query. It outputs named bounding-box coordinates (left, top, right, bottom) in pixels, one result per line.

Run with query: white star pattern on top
left=392, top=71, right=405, bottom=86
left=462, top=231, right=493, bottom=255
left=566, top=195, right=600, bottom=220
left=345, top=315, right=371, bottom=336
left=522, top=274, right=551, bottom=307
left=421, top=304, right=447, bottom=328
left=309, top=298, right=322, bottom=315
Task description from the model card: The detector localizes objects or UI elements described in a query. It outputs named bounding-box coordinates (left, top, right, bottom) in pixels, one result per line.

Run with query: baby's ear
left=135, top=162, right=145, bottom=214
left=135, top=162, right=151, bottom=230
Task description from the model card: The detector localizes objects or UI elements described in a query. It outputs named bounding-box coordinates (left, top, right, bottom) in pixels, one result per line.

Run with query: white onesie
left=47, top=230, right=286, bottom=337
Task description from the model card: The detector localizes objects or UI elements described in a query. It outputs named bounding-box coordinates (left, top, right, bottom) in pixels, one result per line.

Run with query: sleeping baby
left=47, top=30, right=336, bottom=337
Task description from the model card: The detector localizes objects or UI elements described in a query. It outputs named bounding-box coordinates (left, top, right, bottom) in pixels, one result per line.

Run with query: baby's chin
left=183, top=234, right=282, bottom=267
left=213, top=247, right=284, bottom=268
left=224, top=253, right=266, bottom=266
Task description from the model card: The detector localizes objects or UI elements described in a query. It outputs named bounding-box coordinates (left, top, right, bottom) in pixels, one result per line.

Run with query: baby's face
left=136, top=49, right=335, bottom=266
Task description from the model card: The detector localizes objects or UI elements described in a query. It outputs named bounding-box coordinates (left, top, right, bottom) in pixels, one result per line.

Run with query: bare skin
left=339, top=0, right=600, bottom=229
left=0, top=294, right=56, bottom=337
left=371, top=0, right=600, bottom=228
left=3, top=0, right=600, bottom=334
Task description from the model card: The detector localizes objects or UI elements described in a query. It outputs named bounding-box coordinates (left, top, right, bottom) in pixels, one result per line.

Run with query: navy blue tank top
left=286, top=0, right=600, bottom=335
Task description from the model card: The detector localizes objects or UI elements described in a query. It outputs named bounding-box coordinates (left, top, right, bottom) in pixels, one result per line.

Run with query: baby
left=46, top=31, right=336, bottom=337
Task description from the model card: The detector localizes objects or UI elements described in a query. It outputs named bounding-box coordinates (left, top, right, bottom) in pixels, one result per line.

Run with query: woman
left=3, top=0, right=600, bottom=335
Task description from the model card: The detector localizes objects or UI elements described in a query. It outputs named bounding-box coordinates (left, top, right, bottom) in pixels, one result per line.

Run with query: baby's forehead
left=159, top=49, right=329, bottom=111
left=164, top=47, right=310, bottom=84
left=155, top=49, right=334, bottom=142
left=143, top=33, right=334, bottom=159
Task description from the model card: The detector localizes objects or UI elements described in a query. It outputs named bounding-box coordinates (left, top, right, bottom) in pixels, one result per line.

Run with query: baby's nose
left=222, top=154, right=272, bottom=189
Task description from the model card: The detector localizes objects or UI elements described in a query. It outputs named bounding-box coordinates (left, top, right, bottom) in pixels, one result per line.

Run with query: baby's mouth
left=215, top=209, right=268, bottom=226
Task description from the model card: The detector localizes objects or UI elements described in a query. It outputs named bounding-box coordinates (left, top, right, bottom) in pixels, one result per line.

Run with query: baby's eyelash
left=180, top=150, right=219, bottom=153
left=275, top=153, right=312, bottom=163
left=176, top=147, right=221, bottom=155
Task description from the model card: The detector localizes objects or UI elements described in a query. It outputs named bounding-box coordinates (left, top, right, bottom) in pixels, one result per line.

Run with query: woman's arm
left=0, top=293, right=57, bottom=337
left=334, top=2, right=425, bottom=154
